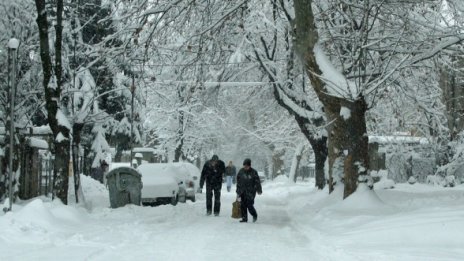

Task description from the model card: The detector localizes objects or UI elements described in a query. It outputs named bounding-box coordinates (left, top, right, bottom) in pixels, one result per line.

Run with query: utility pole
left=130, top=74, right=135, bottom=167
left=7, top=38, right=19, bottom=212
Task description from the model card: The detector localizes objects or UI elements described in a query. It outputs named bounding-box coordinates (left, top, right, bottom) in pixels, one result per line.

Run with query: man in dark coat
left=236, top=158, right=262, bottom=223
left=200, top=155, right=225, bottom=216
left=224, top=161, right=237, bottom=192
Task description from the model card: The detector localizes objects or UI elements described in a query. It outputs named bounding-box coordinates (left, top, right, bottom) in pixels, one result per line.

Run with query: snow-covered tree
left=291, top=0, right=464, bottom=198
left=0, top=0, right=44, bottom=202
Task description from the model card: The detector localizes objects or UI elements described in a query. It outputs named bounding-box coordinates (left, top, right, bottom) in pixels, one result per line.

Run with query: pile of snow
left=273, top=175, right=289, bottom=183
left=80, top=174, right=109, bottom=209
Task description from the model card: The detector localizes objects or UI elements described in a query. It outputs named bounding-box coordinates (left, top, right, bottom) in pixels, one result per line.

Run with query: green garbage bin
left=107, top=167, right=143, bottom=208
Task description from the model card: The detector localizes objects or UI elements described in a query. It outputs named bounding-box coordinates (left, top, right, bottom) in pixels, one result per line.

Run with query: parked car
left=170, top=162, right=201, bottom=202
left=138, top=163, right=199, bottom=204
left=137, top=164, right=179, bottom=206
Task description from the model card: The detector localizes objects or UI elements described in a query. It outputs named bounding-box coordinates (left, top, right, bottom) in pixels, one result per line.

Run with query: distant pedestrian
left=225, top=161, right=236, bottom=192
left=236, top=158, right=262, bottom=223
left=200, top=155, right=226, bottom=216
left=91, top=160, right=108, bottom=184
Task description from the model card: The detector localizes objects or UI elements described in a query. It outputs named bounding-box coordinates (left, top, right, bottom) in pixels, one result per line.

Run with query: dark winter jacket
left=200, top=159, right=225, bottom=188
left=225, top=165, right=236, bottom=177
left=236, top=167, right=262, bottom=199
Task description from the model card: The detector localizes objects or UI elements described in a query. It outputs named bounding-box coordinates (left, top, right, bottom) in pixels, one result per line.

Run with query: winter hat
left=212, top=155, right=219, bottom=161
left=243, top=158, right=251, bottom=166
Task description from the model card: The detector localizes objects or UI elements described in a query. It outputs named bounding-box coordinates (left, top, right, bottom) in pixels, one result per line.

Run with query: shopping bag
left=231, top=201, right=241, bottom=219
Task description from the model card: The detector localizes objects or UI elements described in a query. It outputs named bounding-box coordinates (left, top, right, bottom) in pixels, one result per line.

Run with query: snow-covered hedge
left=433, top=131, right=464, bottom=186
left=426, top=175, right=456, bottom=187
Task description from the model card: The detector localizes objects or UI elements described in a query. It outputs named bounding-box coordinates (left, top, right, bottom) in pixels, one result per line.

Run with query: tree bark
left=72, top=123, right=84, bottom=203
left=35, top=0, right=70, bottom=204
left=324, top=96, right=369, bottom=198
left=173, top=110, right=184, bottom=162
left=309, top=135, right=327, bottom=190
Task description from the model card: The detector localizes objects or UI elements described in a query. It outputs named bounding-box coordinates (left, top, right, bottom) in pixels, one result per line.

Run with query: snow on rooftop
left=27, top=137, right=49, bottom=149
left=132, top=147, right=156, bottom=153
left=30, top=125, right=52, bottom=135
left=0, top=126, right=52, bottom=136
left=132, top=147, right=165, bottom=154
left=369, top=135, right=429, bottom=145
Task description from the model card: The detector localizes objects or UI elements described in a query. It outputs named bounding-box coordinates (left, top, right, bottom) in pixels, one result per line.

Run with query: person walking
left=236, top=158, right=262, bottom=223
left=224, top=161, right=236, bottom=192
left=91, top=160, right=108, bottom=184
left=200, top=155, right=225, bottom=216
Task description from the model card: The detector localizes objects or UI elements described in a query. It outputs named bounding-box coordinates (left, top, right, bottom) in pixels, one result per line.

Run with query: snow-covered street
left=1, top=176, right=464, bottom=261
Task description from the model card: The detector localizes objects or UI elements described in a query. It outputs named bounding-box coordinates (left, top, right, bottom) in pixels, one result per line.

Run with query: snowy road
left=79, top=181, right=324, bottom=261
left=1, top=177, right=325, bottom=261
left=1, top=176, right=464, bottom=260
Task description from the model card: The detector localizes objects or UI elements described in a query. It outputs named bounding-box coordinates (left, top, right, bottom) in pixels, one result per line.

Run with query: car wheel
left=171, top=195, right=178, bottom=206
left=178, top=192, right=187, bottom=203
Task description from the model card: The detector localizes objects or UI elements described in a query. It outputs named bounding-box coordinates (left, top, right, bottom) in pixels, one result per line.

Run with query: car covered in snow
left=137, top=164, right=180, bottom=206
left=137, top=162, right=200, bottom=204
left=170, top=162, right=201, bottom=201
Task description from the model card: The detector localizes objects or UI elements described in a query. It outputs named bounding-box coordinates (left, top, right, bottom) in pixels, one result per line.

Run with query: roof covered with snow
left=369, top=135, right=429, bottom=145
left=27, top=137, right=49, bottom=149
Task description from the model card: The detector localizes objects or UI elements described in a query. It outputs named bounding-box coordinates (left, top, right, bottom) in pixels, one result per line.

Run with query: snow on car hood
left=138, top=162, right=200, bottom=186
left=137, top=165, right=179, bottom=198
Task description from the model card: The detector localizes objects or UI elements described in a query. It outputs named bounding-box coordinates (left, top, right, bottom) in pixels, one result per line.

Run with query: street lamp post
left=7, top=38, right=19, bottom=212
left=130, top=74, right=135, bottom=167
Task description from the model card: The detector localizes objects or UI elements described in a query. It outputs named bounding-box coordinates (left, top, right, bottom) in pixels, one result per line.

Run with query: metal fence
left=39, top=151, right=54, bottom=196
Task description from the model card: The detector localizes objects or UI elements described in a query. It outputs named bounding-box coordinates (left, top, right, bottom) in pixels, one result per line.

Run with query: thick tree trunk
left=272, top=148, right=285, bottom=179
left=173, top=110, right=184, bottom=162
left=309, top=136, right=327, bottom=190
left=35, top=0, right=69, bottom=204
left=72, top=123, right=84, bottom=203
left=293, top=0, right=369, bottom=198
left=325, top=97, right=369, bottom=198
left=297, top=118, right=328, bottom=189
left=289, top=144, right=304, bottom=183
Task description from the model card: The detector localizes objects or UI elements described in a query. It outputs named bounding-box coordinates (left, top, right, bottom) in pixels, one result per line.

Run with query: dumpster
left=107, top=166, right=143, bottom=208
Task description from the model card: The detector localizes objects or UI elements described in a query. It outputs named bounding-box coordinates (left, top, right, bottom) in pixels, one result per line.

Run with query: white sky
left=1, top=175, right=463, bottom=260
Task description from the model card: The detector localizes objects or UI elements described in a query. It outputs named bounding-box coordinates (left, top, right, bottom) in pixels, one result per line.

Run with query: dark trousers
left=206, top=184, right=221, bottom=214
left=240, top=194, right=257, bottom=221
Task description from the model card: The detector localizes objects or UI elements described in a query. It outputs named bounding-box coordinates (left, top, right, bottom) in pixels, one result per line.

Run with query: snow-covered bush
left=426, top=174, right=456, bottom=187
left=411, top=156, right=435, bottom=183
left=436, top=132, right=464, bottom=184
left=372, top=170, right=395, bottom=190
left=386, top=153, right=410, bottom=183
left=408, top=176, right=416, bottom=185
left=385, top=142, right=435, bottom=184
left=445, top=175, right=456, bottom=187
